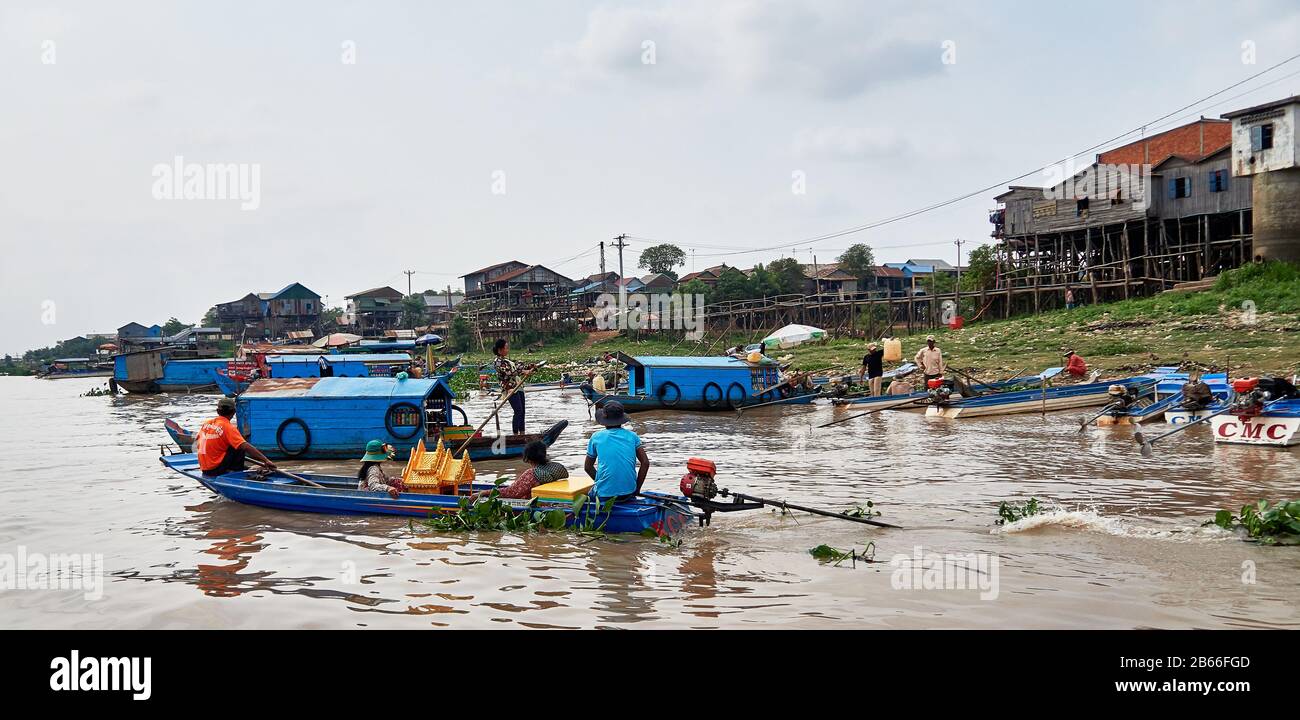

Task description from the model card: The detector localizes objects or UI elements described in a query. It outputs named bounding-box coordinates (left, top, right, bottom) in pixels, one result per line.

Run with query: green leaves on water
left=996, top=497, right=1042, bottom=525
left=1211, top=499, right=1300, bottom=545
left=842, top=501, right=878, bottom=519
left=808, top=541, right=875, bottom=567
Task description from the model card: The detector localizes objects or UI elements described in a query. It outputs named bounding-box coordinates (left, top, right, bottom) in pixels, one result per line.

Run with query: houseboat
left=214, top=352, right=413, bottom=395
left=165, top=375, right=566, bottom=462
left=579, top=353, right=818, bottom=412
left=38, top=357, right=113, bottom=379
left=112, top=347, right=233, bottom=393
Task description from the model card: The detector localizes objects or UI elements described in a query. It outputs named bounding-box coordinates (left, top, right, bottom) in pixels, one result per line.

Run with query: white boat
left=1209, top=378, right=1300, bottom=447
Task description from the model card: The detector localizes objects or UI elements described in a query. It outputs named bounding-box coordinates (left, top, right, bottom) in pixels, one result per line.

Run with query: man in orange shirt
left=1063, top=350, right=1088, bottom=378
left=196, top=397, right=276, bottom=477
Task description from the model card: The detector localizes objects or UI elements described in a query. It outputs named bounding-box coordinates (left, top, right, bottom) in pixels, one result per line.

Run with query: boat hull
left=582, top=384, right=819, bottom=412
left=159, top=454, right=693, bottom=535
left=926, top=376, right=1159, bottom=419
left=1210, top=415, right=1300, bottom=446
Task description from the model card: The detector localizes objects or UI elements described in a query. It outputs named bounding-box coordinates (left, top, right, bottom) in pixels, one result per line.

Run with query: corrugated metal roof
left=624, top=355, right=770, bottom=368
left=266, top=353, right=409, bottom=364
left=242, top=376, right=448, bottom=400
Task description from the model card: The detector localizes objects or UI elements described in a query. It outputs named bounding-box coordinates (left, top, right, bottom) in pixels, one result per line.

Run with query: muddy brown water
left=1, top=376, right=1297, bottom=629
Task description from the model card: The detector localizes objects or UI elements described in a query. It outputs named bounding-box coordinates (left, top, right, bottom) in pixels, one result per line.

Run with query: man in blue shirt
left=584, top=401, right=650, bottom=500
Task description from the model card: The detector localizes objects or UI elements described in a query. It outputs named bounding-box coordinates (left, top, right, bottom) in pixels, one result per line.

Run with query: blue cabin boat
left=580, top=352, right=817, bottom=412
left=39, top=357, right=113, bottom=379
left=214, top=353, right=413, bottom=395
left=159, top=453, right=693, bottom=534
left=113, top=348, right=232, bottom=393
left=167, top=375, right=567, bottom=462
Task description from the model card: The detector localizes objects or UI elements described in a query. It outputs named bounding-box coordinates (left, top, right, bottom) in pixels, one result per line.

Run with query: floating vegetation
left=808, top=541, right=876, bottom=567
left=1211, top=500, right=1300, bottom=545
left=842, top=501, right=879, bottom=519
left=996, top=497, right=1042, bottom=525
left=81, top=386, right=116, bottom=397
left=419, top=487, right=634, bottom=542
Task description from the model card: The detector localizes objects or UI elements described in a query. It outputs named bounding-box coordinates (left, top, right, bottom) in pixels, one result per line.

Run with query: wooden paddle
left=454, top=361, right=546, bottom=457
left=736, top=389, right=824, bottom=414
left=816, top=395, right=926, bottom=428
left=247, top=458, right=326, bottom=488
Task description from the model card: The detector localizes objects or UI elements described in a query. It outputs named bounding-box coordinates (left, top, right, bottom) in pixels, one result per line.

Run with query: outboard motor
left=927, top=377, right=953, bottom=403
left=1230, top=377, right=1267, bottom=416
left=680, top=458, right=719, bottom=501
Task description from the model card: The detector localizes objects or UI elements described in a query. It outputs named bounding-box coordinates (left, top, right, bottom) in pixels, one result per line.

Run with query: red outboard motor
left=1230, top=377, right=1265, bottom=416
left=680, top=458, right=718, bottom=500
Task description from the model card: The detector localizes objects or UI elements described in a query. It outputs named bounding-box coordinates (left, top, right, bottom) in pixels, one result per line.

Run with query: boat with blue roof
left=579, top=352, right=819, bottom=412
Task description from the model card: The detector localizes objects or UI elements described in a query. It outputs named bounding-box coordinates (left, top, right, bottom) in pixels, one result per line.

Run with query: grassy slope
left=452, top=262, right=1300, bottom=382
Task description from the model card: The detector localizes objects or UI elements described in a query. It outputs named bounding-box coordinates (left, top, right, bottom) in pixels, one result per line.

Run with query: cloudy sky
left=2, top=0, right=1298, bottom=354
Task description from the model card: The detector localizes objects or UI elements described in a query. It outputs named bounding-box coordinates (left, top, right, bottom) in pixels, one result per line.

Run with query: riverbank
left=455, top=262, right=1300, bottom=381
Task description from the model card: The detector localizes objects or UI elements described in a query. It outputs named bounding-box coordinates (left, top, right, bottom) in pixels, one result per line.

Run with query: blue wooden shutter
left=1167, top=178, right=1177, bottom=199
left=1250, top=126, right=1262, bottom=152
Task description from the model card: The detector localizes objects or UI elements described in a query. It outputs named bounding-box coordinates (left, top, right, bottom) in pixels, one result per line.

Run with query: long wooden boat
left=829, top=367, right=1062, bottom=409
left=926, top=374, right=1164, bottom=419
left=579, top=352, right=823, bottom=412
left=1094, top=392, right=1184, bottom=426
left=159, top=453, right=694, bottom=535
left=165, top=376, right=566, bottom=462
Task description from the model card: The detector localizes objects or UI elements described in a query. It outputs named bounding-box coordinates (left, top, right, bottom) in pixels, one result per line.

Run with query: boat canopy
left=241, top=376, right=452, bottom=400
left=265, top=353, right=409, bottom=365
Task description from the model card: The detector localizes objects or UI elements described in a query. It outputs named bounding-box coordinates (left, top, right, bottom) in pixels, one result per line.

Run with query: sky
left=2, top=0, right=1299, bottom=354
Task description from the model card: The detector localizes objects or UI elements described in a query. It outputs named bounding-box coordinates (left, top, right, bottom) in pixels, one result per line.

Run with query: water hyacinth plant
left=1212, top=500, right=1300, bottom=545
left=996, top=497, right=1042, bottom=525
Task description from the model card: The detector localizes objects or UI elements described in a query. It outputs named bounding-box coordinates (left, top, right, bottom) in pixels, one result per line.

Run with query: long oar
left=816, top=395, right=925, bottom=428
left=720, top=489, right=902, bottom=529
left=1134, top=404, right=1238, bottom=457
left=1000, top=366, right=1030, bottom=384
left=951, top=366, right=996, bottom=391
left=455, top=361, right=546, bottom=457
left=736, top=389, right=824, bottom=414
left=247, top=458, right=326, bottom=488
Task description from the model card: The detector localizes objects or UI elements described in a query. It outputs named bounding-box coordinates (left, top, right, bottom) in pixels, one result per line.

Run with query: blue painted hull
left=928, top=375, right=1161, bottom=418
left=159, top=453, right=694, bottom=535
left=580, top=384, right=820, bottom=412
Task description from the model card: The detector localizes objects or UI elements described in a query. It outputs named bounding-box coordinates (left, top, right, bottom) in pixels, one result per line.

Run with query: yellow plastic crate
left=531, top=477, right=594, bottom=501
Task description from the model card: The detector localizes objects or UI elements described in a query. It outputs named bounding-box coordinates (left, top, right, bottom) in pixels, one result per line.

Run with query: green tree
left=747, top=264, right=783, bottom=298
left=320, top=306, right=344, bottom=331
left=638, top=243, right=687, bottom=280
left=837, top=243, right=876, bottom=279
left=401, top=295, right=426, bottom=329
left=448, top=315, right=475, bottom=351
left=961, top=244, right=997, bottom=291
left=711, top=267, right=753, bottom=303
left=162, top=317, right=192, bottom=335
left=202, top=306, right=220, bottom=327
left=766, top=257, right=808, bottom=295
left=677, top=278, right=712, bottom=305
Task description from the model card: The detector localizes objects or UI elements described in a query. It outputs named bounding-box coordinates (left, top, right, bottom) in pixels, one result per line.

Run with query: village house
left=213, top=283, right=322, bottom=338
left=420, top=291, right=465, bottom=331
left=461, top=261, right=529, bottom=296
left=800, top=263, right=859, bottom=294
left=344, top=286, right=406, bottom=335
left=639, top=273, right=678, bottom=292
left=678, top=264, right=732, bottom=288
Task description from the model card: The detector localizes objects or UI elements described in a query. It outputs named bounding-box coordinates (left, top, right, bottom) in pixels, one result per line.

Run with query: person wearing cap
left=1063, top=350, right=1088, bottom=377
left=858, top=341, right=885, bottom=396
left=357, top=440, right=403, bottom=499
left=584, top=401, right=650, bottom=501
left=914, top=335, right=945, bottom=383
left=195, top=397, right=276, bottom=477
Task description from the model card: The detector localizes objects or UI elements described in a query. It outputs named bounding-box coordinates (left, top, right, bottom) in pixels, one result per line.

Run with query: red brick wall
left=1098, top=120, right=1232, bottom=166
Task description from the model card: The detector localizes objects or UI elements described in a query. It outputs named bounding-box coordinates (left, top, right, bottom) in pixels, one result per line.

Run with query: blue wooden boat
left=578, top=352, right=819, bottom=412
left=38, top=357, right=114, bottom=379
left=159, top=453, right=694, bottom=535
left=926, top=373, right=1165, bottom=418
left=215, top=352, right=414, bottom=396
left=165, top=375, right=567, bottom=462
left=113, top=348, right=233, bottom=393
left=1154, top=371, right=1232, bottom=424
left=830, top=367, right=1062, bottom=409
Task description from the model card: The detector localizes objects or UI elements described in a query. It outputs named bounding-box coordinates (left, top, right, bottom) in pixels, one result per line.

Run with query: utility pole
left=612, top=234, right=628, bottom=281
left=954, top=239, right=966, bottom=288
left=403, top=270, right=417, bottom=331
left=599, top=241, right=606, bottom=278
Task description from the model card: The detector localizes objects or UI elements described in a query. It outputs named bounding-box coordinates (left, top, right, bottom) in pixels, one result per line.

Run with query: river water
left=1, top=375, right=1297, bottom=629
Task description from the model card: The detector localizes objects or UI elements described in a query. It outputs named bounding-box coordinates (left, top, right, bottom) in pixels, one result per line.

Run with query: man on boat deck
left=859, top=341, right=885, bottom=396
left=585, top=401, right=650, bottom=501
left=1182, top=371, right=1214, bottom=409
left=914, top=335, right=944, bottom=383
left=1064, top=350, right=1088, bottom=378
left=196, top=397, right=276, bottom=477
